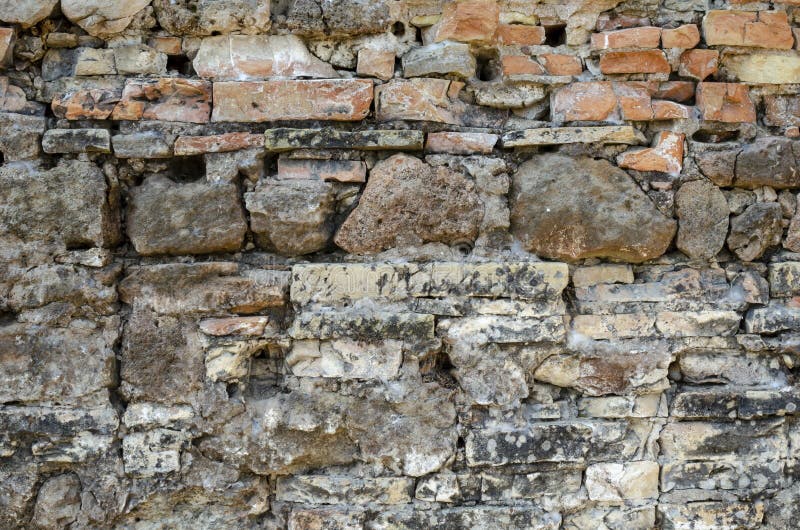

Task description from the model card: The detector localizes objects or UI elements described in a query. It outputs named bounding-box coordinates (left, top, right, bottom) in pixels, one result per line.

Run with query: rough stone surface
left=1, top=1, right=800, bottom=528
left=335, top=154, right=483, bottom=254
left=510, top=154, right=676, bottom=262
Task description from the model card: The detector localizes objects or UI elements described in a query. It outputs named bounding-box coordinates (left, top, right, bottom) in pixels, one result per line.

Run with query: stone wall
left=1, top=0, right=800, bottom=528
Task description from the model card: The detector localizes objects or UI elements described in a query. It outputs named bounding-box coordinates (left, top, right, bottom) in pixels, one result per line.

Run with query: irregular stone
left=112, top=78, right=212, bottom=123
left=119, top=262, right=288, bottom=315
left=764, top=94, right=800, bottom=127
left=42, top=128, right=111, bottom=154
left=212, top=79, right=373, bottom=122
left=573, top=264, right=634, bottom=288
left=277, top=158, right=366, bottom=183
left=675, top=179, right=729, bottom=261
left=283, top=0, right=393, bottom=36
left=31, top=473, right=82, bottom=529
left=335, top=154, right=483, bottom=254
left=618, top=131, right=685, bottom=174
left=510, top=154, right=676, bottom=262
left=578, top=394, right=662, bottom=418
left=127, top=176, right=247, bottom=256
left=727, top=202, right=783, bottom=261
left=153, top=0, right=271, bottom=36
left=123, top=429, right=185, bottom=477
left=695, top=148, right=737, bottom=187
left=426, top=132, right=498, bottom=154
left=769, top=262, right=800, bottom=297
left=696, top=82, right=756, bottom=123
left=112, top=132, right=172, bottom=158
left=61, top=0, right=151, bottom=37
left=723, top=52, right=800, bottom=84
left=277, top=475, right=413, bottom=505
left=585, top=461, right=659, bottom=501
left=660, top=502, right=764, bottom=529
left=113, top=45, right=167, bottom=75
left=745, top=303, right=800, bottom=334
left=733, top=137, right=799, bottom=189
left=660, top=420, right=786, bottom=460
left=286, top=339, right=403, bottom=379
left=245, top=179, right=335, bottom=255
left=502, top=126, right=645, bottom=147
left=193, top=35, right=338, bottom=81
left=0, top=0, right=58, bottom=26
left=357, top=49, right=395, bottom=81
left=0, top=28, right=14, bottom=66
left=264, top=128, right=423, bottom=152
left=415, top=473, right=462, bottom=503
left=402, top=42, right=475, bottom=78
left=0, top=159, right=118, bottom=247
left=290, top=310, right=435, bottom=341
left=0, top=320, right=118, bottom=404
left=703, top=9, right=793, bottom=49
left=372, top=506, right=561, bottom=530
left=495, top=24, right=545, bottom=45
left=122, top=403, right=195, bottom=429
left=655, top=310, right=741, bottom=337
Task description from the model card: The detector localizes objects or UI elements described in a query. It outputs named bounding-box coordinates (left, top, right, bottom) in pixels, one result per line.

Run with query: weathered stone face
left=675, top=179, right=729, bottom=261
left=510, top=154, right=676, bottom=262
left=61, top=0, right=152, bottom=37
left=335, top=154, right=484, bottom=254
left=153, top=0, right=270, bottom=36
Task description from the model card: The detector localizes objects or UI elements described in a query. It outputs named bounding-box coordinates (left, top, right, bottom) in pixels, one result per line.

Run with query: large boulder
left=335, top=154, right=484, bottom=254
left=510, top=154, right=676, bottom=262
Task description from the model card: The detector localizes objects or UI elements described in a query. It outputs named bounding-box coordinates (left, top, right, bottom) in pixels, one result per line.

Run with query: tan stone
left=591, top=26, right=661, bottom=50
left=112, top=78, right=212, bottom=123
left=618, top=131, right=685, bottom=174
left=723, top=52, right=800, bottom=84
left=357, top=49, right=395, bottom=81
left=193, top=35, right=338, bottom=81
left=571, top=314, right=655, bottom=340
left=0, top=27, right=13, bottom=66
left=199, top=316, right=270, bottom=337
left=572, top=264, right=634, bottom=288
left=599, top=50, right=670, bottom=74
left=434, top=0, right=499, bottom=43
left=679, top=49, right=718, bottom=81
left=696, top=82, right=756, bottom=123
left=174, top=132, right=263, bottom=156
left=661, top=24, right=700, bottom=48
left=61, top=0, right=152, bottom=37
left=585, top=462, right=660, bottom=501
left=501, top=126, right=645, bottom=147
left=212, top=80, right=373, bottom=122
left=0, top=0, right=58, bottom=26
left=425, top=132, right=498, bottom=154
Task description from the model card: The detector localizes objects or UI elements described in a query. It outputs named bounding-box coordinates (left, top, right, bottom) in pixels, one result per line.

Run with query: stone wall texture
left=3, top=0, right=800, bottom=528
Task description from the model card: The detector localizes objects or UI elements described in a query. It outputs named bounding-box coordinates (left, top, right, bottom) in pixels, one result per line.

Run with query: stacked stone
left=2, top=0, right=800, bottom=528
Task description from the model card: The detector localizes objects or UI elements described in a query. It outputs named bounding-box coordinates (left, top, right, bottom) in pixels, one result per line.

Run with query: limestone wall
left=1, top=0, right=800, bottom=528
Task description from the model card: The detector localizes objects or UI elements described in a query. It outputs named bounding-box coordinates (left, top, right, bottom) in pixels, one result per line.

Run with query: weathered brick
left=212, top=80, right=373, bottom=122
left=434, top=0, right=499, bottom=43
left=704, top=10, right=793, bottom=49
left=174, top=132, right=263, bottom=156
left=591, top=27, right=662, bottom=50
left=661, top=24, right=700, bottom=48
left=112, top=78, right=212, bottom=123
left=679, top=49, right=718, bottom=80
left=696, top=82, right=756, bottom=123
left=495, top=24, right=545, bottom=45
left=539, top=54, right=583, bottom=75
left=618, top=131, right=685, bottom=173
left=277, top=158, right=366, bottom=183
left=425, top=131, right=498, bottom=154
left=357, top=49, right=395, bottom=81
left=599, top=50, right=670, bottom=74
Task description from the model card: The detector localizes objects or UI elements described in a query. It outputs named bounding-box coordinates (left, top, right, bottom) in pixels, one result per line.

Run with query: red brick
left=277, top=158, right=367, bottom=183
left=652, top=100, right=692, bottom=120
left=357, top=49, right=395, bottom=81
left=654, top=81, right=696, bottom=102
left=679, top=49, right=719, bottom=80
left=501, top=55, right=545, bottom=76
left=112, top=78, right=211, bottom=123
left=661, top=24, right=701, bottom=48
left=425, top=132, right=498, bottom=154
left=174, top=132, right=264, bottom=156
left=591, top=26, right=661, bottom=50
left=375, top=78, right=458, bottom=124
left=615, top=82, right=654, bottom=120
left=211, top=80, right=373, bottom=123
left=539, top=54, right=583, bottom=76
left=703, top=10, right=755, bottom=46
left=618, top=131, right=685, bottom=173
left=495, top=24, right=545, bottom=45
left=696, top=82, right=756, bottom=123
left=600, top=50, right=670, bottom=74
left=704, top=10, right=793, bottom=49
left=553, top=82, right=617, bottom=121
left=434, top=0, right=500, bottom=43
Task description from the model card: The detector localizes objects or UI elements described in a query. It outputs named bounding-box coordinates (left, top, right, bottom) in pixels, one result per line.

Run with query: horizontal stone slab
left=174, top=132, right=264, bottom=156
left=264, top=128, right=424, bottom=151
left=289, top=310, right=435, bottom=341
left=276, top=475, right=414, bottom=505
left=444, top=315, right=566, bottom=344
left=42, top=128, right=111, bottom=154
left=277, top=158, right=366, bottom=183
left=745, top=303, right=800, bottom=334
left=212, top=80, right=373, bottom=122
left=290, top=262, right=569, bottom=304
left=286, top=339, right=403, bottom=379
left=502, top=126, right=646, bottom=148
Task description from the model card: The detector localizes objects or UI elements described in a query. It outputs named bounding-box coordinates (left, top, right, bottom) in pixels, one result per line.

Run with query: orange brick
left=501, top=55, right=545, bottom=76
left=552, top=82, right=617, bottom=121
left=696, top=82, right=756, bottom=123
left=599, top=50, right=670, bottom=74
left=661, top=24, right=700, bottom=48
left=703, top=10, right=755, bottom=46
left=357, top=49, right=395, bottom=81
left=112, top=78, right=211, bottom=123
left=277, top=159, right=367, bottom=183
left=618, top=131, right=685, bottom=173
left=678, top=49, right=719, bottom=80
left=495, top=24, right=545, bottom=45
left=174, top=132, right=264, bottom=156
left=704, top=10, right=793, bottom=49
left=591, top=26, right=662, bottom=49
left=435, top=0, right=499, bottom=43
left=615, top=82, right=654, bottom=120
left=654, top=81, right=696, bottom=102
left=652, top=100, right=692, bottom=120
left=539, top=54, right=582, bottom=76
